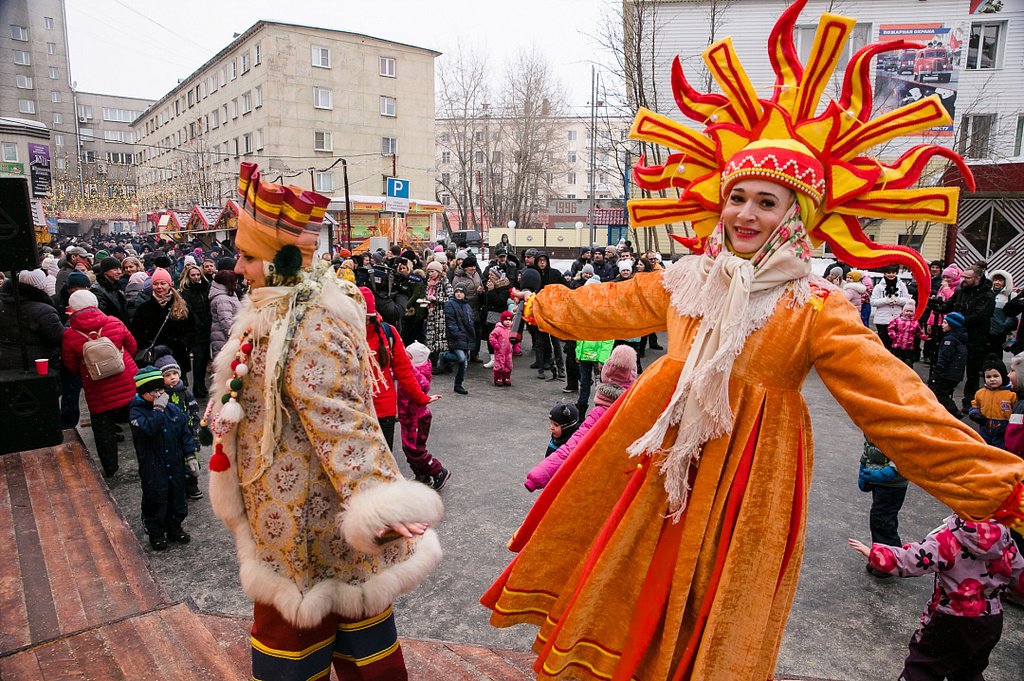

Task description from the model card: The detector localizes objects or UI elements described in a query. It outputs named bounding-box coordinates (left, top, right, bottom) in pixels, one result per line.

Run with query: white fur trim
left=341, top=479, right=445, bottom=556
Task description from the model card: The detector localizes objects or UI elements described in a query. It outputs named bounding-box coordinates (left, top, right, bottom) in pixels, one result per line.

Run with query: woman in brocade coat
left=482, top=7, right=1024, bottom=680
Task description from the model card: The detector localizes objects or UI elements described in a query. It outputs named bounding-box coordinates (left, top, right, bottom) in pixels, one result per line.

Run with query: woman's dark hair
left=639, top=257, right=654, bottom=272
left=367, top=315, right=391, bottom=369
left=882, top=264, right=899, bottom=274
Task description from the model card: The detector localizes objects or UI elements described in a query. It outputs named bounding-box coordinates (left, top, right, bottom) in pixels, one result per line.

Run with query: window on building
left=441, top=151, right=450, bottom=164
left=55, top=134, right=64, bottom=145
left=49, top=67, right=58, bottom=79
left=11, top=25, right=28, bottom=41
left=18, top=100, right=34, bottom=114
left=381, top=137, right=397, bottom=155
left=53, top=112, right=61, bottom=124
left=44, top=17, right=54, bottom=30
left=545, top=152, right=553, bottom=163
left=210, top=108, right=219, bottom=129
left=102, top=108, right=140, bottom=123
left=474, top=150, right=484, bottom=164
left=230, top=59, right=237, bottom=79
left=254, top=85, right=262, bottom=108
left=80, top=128, right=94, bottom=140
left=84, top=183, right=97, bottom=196
left=314, top=130, right=332, bottom=151
left=14, top=50, right=30, bottom=65
left=78, top=104, right=92, bottom=120
left=312, top=46, right=330, bottom=68
left=51, top=91, right=61, bottom=102
left=232, top=138, right=239, bottom=156
left=441, top=172, right=451, bottom=185
left=440, top=132, right=450, bottom=143
left=474, top=130, right=484, bottom=143
left=567, top=150, right=577, bottom=163
left=255, top=128, right=263, bottom=150
left=104, top=130, right=133, bottom=143
left=16, top=75, right=32, bottom=89
left=380, top=96, right=396, bottom=117
left=241, top=51, right=250, bottom=74
left=441, top=193, right=451, bottom=206
left=313, top=88, right=332, bottom=109
left=241, top=91, right=252, bottom=114
left=198, top=82, right=205, bottom=99
left=315, top=172, right=333, bottom=192
left=243, top=133, right=253, bottom=154
left=2, top=143, right=17, bottom=162
left=493, top=150, right=502, bottom=164
left=187, top=90, right=194, bottom=107
left=380, top=56, right=396, bottom=77
left=566, top=172, right=576, bottom=184
left=1015, top=115, right=1024, bottom=157
left=56, top=157, right=66, bottom=170
left=209, top=76, right=216, bottom=94
left=796, top=22, right=870, bottom=70
left=231, top=98, right=238, bottom=118
left=959, top=114, right=996, bottom=159
left=254, top=41, right=261, bottom=65
left=222, top=104, right=228, bottom=124
left=82, top=150, right=95, bottom=162
left=107, top=152, right=133, bottom=164
left=568, top=130, right=577, bottom=141
left=220, top=67, right=226, bottom=86
left=967, top=22, right=1004, bottom=70
left=46, top=42, right=56, bottom=55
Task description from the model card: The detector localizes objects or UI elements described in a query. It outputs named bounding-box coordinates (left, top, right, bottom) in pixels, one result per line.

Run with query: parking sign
left=385, top=178, right=410, bottom=213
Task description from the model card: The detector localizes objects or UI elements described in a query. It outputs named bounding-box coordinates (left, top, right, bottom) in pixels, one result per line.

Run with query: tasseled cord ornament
left=201, top=328, right=253, bottom=473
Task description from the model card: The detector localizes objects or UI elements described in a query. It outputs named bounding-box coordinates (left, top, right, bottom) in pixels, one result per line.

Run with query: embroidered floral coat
left=482, top=266, right=1024, bottom=681
left=424, top=275, right=452, bottom=355
left=868, top=514, right=1024, bottom=625
left=209, top=275, right=442, bottom=628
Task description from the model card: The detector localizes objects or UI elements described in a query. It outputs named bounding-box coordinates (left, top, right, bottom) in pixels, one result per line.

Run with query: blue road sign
left=387, top=177, right=409, bottom=199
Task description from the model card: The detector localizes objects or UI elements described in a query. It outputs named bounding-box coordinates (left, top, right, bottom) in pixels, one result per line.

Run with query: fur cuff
left=341, top=479, right=444, bottom=555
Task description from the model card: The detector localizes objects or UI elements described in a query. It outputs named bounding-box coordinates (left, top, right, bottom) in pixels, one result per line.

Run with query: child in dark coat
left=929, top=312, right=968, bottom=418
left=857, top=437, right=909, bottom=577
left=155, top=351, right=202, bottom=499
left=850, top=515, right=1024, bottom=681
left=129, top=366, right=195, bottom=551
left=544, top=402, right=580, bottom=458
left=969, top=358, right=1017, bottom=450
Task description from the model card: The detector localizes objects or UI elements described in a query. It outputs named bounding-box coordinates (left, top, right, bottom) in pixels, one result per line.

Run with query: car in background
left=914, top=48, right=952, bottom=82
left=877, top=53, right=898, bottom=71
left=898, top=50, right=918, bottom=74
left=447, top=230, right=482, bottom=249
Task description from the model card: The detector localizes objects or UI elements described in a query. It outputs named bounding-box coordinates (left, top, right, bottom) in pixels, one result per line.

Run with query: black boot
left=168, top=525, right=191, bottom=544
left=149, top=534, right=168, bottom=551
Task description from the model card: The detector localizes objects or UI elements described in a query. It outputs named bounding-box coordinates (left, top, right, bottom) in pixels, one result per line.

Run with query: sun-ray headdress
left=628, top=0, right=975, bottom=316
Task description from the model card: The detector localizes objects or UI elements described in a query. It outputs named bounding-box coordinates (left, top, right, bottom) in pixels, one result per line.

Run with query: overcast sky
left=64, top=0, right=613, bottom=111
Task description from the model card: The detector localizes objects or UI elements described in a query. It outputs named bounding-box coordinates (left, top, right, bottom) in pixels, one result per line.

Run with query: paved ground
left=79, top=336, right=1024, bottom=681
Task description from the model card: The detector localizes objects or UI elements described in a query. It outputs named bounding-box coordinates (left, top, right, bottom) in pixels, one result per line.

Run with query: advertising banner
left=875, top=23, right=966, bottom=136
left=27, top=143, right=52, bottom=197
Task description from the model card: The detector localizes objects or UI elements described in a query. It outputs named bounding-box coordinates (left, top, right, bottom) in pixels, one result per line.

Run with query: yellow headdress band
left=627, top=0, right=975, bottom=314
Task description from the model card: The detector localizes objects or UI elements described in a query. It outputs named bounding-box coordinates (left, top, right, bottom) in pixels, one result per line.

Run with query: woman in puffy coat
left=357, top=287, right=437, bottom=452
left=178, top=263, right=212, bottom=397
left=0, top=270, right=64, bottom=371
left=62, top=290, right=139, bottom=477
left=870, top=264, right=911, bottom=352
left=208, top=269, right=240, bottom=359
left=131, top=267, right=195, bottom=386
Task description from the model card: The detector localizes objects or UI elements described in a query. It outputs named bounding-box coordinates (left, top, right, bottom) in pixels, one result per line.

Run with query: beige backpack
left=76, top=328, right=125, bottom=381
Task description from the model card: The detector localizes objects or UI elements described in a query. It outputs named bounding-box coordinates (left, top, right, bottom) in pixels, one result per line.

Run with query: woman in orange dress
left=481, top=4, right=1024, bottom=680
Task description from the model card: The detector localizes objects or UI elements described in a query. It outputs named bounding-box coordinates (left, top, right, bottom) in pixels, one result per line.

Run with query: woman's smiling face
left=721, top=179, right=795, bottom=254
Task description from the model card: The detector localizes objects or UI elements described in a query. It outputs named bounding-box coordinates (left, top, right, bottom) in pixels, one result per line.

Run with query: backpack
left=76, top=327, right=125, bottom=381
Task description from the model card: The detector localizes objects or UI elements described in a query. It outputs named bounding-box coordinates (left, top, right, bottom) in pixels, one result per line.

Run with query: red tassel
left=208, top=443, right=230, bottom=472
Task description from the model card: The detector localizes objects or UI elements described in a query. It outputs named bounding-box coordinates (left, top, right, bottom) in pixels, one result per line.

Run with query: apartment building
left=1, top=0, right=75, bottom=194
left=626, top=0, right=1024, bottom=261
left=133, top=21, right=439, bottom=214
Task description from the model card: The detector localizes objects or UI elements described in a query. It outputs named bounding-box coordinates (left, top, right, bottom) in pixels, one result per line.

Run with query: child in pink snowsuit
left=489, top=311, right=514, bottom=386
left=398, top=342, right=448, bottom=489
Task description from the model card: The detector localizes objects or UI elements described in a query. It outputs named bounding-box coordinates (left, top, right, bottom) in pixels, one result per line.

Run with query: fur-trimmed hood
left=991, top=269, right=1014, bottom=302
left=842, top=281, right=866, bottom=295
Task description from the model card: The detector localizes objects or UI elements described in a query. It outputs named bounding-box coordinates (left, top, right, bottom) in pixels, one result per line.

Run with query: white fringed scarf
left=627, top=202, right=814, bottom=519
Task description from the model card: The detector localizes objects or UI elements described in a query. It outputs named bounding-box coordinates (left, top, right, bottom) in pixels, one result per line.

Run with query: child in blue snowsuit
left=155, top=353, right=202, bottom=499
left=129, top=366, right=195, bottom=551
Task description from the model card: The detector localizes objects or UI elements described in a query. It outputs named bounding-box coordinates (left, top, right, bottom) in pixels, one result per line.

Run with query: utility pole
left=588, top=66, right=599, bottom=248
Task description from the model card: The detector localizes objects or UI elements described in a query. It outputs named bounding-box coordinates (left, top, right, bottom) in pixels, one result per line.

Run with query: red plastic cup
left=35, top=358, right=48, bottom=375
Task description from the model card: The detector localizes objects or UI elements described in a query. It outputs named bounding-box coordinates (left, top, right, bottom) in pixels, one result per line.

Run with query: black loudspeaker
left=0, top=371, right=62, bottom=455
left=0, top=177, right=40, bottom=271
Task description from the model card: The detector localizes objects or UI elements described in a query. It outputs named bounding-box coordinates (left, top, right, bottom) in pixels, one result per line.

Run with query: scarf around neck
left=628, top=201, right=814, bottom=519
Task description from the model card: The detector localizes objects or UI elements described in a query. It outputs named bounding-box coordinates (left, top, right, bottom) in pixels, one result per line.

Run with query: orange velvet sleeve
left=809, top=292, right=1024, bottom=522
left=531, top=272, right=671, bottom=342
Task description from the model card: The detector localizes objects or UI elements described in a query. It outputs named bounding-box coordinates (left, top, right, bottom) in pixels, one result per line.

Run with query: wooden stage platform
left=0, top=431, right=536, bottom=680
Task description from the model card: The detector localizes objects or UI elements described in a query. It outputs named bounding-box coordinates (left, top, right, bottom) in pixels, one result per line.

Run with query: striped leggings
left=251, top=602, right=406, bottom=681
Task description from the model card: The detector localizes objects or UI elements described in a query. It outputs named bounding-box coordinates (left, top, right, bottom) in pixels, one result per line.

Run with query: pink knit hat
left=601, top=345, right=638, bottom=388
left=151, top=267, right=173, bottom=286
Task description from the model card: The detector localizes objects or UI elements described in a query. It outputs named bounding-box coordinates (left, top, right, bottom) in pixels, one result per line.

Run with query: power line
left=107, top=0, right=217, bottom=55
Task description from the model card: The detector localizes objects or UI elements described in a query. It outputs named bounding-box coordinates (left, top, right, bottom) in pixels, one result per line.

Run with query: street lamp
left=575, top=221, right=585, bottom=249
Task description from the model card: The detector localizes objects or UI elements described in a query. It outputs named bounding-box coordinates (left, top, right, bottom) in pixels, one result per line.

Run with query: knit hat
left=217, top=257, right=236, bottom=271
left=18, top=269, right=46, bottom=291
left=129, top=271, right=148, bottom=285
left=456, top=250, right=469, bottom=260
left=489, top=266, right=505, bottom=280
left=426, top=261, right=444, bottom=273
left=454, top=282, right=469, bottom=294
left=99, top=256, right=121, bottom=274
left=828, top=266, right=844, bottom=279
left=580, top=246, right=591, bottom=256
left=359, top=286, right=376, bottom=316
left=548, top=402, right=580, bottom=430
left=942, top=265, right=962, bottom=281
left=134, top=366, right=165, bottom=395
left=154, top=255, right=172, bottom=270
left=406, top=341, right=431, bottom=367
left=213, top=270, right=237, bottom=289
left=617, top=260, right=633, bottom=273
left=462, top=255, right=478, bottom=270
left=847, top=271, right=862, bottom=282
left=153, top=350, right=180, bottom=376
left=500, top=310, right=514, bottom=323
left=945, top=312, right=965, bottom=328
left=433, top=252, right=448, bottom=265
left=95, top=250, right=109, bottom=260
left=581, top=263, right=595, bottom=275
left=601, top=345, right=638, bottom=388
left=183, top=255, right=196, bottom=267
left=585, top=276, right=601, bottom=285
left=151, top=268, right=173, bottom=286
left=66, top=271, right=91, bottom=290
left=982, top=357, right=1009, bottom=386
left=234, top=162, right=331, bottom=269
left=68, top=290, right=99, bottom=312
left=433, top=245, right=444, bottom=253
left=1010, top=354, right=1024, bottom=390
left=525, top=248, right=538, bottom=258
